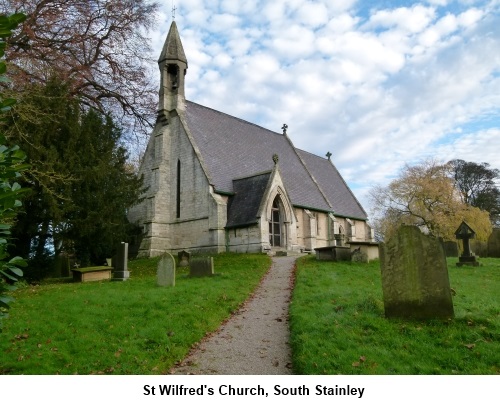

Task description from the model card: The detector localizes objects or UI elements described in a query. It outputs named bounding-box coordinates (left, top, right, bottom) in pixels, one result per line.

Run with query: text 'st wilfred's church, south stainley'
left=128, top=22, right=375, bottom=257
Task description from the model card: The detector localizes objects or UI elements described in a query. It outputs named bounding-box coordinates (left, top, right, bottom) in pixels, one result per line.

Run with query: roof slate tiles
left=297, top=149, right=367, bottom=219
left=226, top=172, right=271, bottom=228
left=184, top=101, right=367, bottom=219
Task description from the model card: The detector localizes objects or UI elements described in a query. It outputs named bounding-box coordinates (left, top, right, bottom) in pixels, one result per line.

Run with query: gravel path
left=170, top=255, right=297, bottom=375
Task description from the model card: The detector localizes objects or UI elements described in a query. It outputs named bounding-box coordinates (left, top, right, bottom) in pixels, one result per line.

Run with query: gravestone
left=455, top=221, right=480, bottom=267
left=112, top=242, right=130, bottom=281
left=178, top=250, right=190, bottom=267
left=351, top=248, right=368, bottom=263
left=189, top=257, right=214, bottom=277
left=487, top=228, right=500, bottom=258
left=157, top=253, right=176, bottom=287
left=443, top=241, right=459, bottom=257
left=53, top=253, right=71, bottom=277
left=380, top=225, right=454, bottom=319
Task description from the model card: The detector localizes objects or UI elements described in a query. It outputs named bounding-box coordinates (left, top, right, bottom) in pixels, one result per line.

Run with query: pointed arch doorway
left=269, top=196, right=284, bottom=247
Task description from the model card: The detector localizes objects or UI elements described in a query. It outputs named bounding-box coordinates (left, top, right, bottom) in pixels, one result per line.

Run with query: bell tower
left=158, top=21, right=188, bottom=115
left=128, top=21, right=189, bottom=258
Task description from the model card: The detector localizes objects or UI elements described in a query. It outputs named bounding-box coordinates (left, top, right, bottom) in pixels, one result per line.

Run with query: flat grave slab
left=72, top=266, right=112, bottom=282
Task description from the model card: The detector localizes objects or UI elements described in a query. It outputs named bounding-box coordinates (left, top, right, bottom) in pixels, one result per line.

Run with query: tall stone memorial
left=455, top=221, right=480, bottom=267
left=380, top=225, right=454, bottom=319
left=112, top=242, right=130, bottom=281
left=157, top=253, right=176, bottom=287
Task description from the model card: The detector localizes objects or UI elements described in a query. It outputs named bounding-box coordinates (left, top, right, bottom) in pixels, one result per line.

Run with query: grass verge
left=289, top=256, right=500, bottom=375
left=0, top=253, right=270, bottom=374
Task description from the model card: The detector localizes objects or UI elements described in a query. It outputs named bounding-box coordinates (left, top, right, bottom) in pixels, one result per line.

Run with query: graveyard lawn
left=290, top=256, right=500, bottom=375
left=0, top=253, right=270, bottom=375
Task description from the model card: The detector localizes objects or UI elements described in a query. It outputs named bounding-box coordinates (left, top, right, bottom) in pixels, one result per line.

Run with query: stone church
left=128, top=22, right=375, bottom=257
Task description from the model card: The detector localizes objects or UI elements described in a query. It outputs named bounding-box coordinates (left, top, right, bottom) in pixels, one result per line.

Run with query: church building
left=128, top=22, right=375, bottom=257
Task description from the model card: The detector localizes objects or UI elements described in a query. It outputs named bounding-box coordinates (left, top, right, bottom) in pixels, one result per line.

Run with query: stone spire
left=159, top=21, right=188, bottom=66
left=158, top=21, right=188, bottom=114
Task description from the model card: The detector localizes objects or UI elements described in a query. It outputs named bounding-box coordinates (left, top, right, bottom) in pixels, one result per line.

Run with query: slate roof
left=297, top=149, right=367, bottom=219
left=184, top=100, right=368, bottom=220
left=226, top=171, right=271, bottom=228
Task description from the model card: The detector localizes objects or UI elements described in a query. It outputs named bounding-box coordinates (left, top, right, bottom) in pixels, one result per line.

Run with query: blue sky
left=147, top=0, right=500, bottom=213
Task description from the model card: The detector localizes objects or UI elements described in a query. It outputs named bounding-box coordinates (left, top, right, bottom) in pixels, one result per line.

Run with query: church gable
left=226, top=171, right=272, bottom=229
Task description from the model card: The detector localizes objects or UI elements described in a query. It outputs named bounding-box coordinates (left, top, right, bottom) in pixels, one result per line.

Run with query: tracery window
left=269, top=197, right=282, bottom=247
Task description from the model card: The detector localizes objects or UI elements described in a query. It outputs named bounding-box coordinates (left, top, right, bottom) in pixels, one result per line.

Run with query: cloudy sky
left=147, top=0, right=500, bottom=212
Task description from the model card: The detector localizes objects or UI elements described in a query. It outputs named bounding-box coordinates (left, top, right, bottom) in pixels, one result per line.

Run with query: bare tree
left=1, top=0, right=160, bottom=138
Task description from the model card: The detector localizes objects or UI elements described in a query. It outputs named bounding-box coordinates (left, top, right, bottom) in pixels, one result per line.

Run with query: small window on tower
left=167, top=64, right=179, bottom=89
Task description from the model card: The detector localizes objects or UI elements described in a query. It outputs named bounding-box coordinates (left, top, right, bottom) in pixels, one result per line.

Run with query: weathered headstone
left=54, top=253, right=71, bottom=277
left=351, top=248, right=368, bottom=263
left=487, top=228, right=500, bottom=258
left=157, top=253, right=176, bottom=287
left=178, top=250, right=190, bottom=267
left=455, top=221, right=480, bottom=267
left=443, top=241, right=459, bottom=257
left=380, top=225, right=454, bottom=319
left=189, top=257, right=214, bottom=277
left=112, top=242, right=130, bottom=281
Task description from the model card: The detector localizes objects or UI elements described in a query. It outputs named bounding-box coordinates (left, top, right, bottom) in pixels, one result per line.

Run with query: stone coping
left=348, top=241, right=379, bottom=246
left=72, top=266, right=114, bottom=273
left=314, top=245, right=351, bottom=251
left=71, top=266, right=112, bottom=282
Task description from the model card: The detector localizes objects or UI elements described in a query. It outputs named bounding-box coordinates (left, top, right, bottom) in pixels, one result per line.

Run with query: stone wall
left=129, top=114, right=227, bottom=257
left=226, top=226, right=263, bottom=253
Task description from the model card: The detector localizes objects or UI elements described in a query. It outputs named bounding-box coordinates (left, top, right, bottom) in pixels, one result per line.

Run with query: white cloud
left=208, top=14, right=241, bottom=33
left=323, top=13, right=360, bottom=34
left=268, top=24, right=317, bottom=60
left=365, top=5, right=436, bottom=34
left=324, top=0, right=358, bottom=13
left=294, top=2, right=330, bottom=28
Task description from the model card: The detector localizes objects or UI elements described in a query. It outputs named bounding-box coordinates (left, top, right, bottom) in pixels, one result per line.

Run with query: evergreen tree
left=10, top=78, right=144, bottom=276
left=63, top=108, right=144, bottom=266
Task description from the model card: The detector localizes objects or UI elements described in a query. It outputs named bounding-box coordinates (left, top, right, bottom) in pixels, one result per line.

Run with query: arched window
left=269, top=197, right=282, bottom=247
left=176, top=160, right=181, bottom=218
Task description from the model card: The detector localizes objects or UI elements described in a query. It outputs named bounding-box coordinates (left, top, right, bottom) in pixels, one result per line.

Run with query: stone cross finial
left=326, top=152, right=332, bottom=160
left=281, top=124, right=288, bottom=135
left=273, top=154, right=279, bottom=165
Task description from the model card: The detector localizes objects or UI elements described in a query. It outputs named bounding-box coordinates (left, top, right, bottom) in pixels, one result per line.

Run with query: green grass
left=0, top=253, right=270, bottom=374
left=290, top=256, right=500, bottom=375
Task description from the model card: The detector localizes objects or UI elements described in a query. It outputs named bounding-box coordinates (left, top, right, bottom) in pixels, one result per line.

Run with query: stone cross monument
left=455, top=221, right=480, bottom=267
